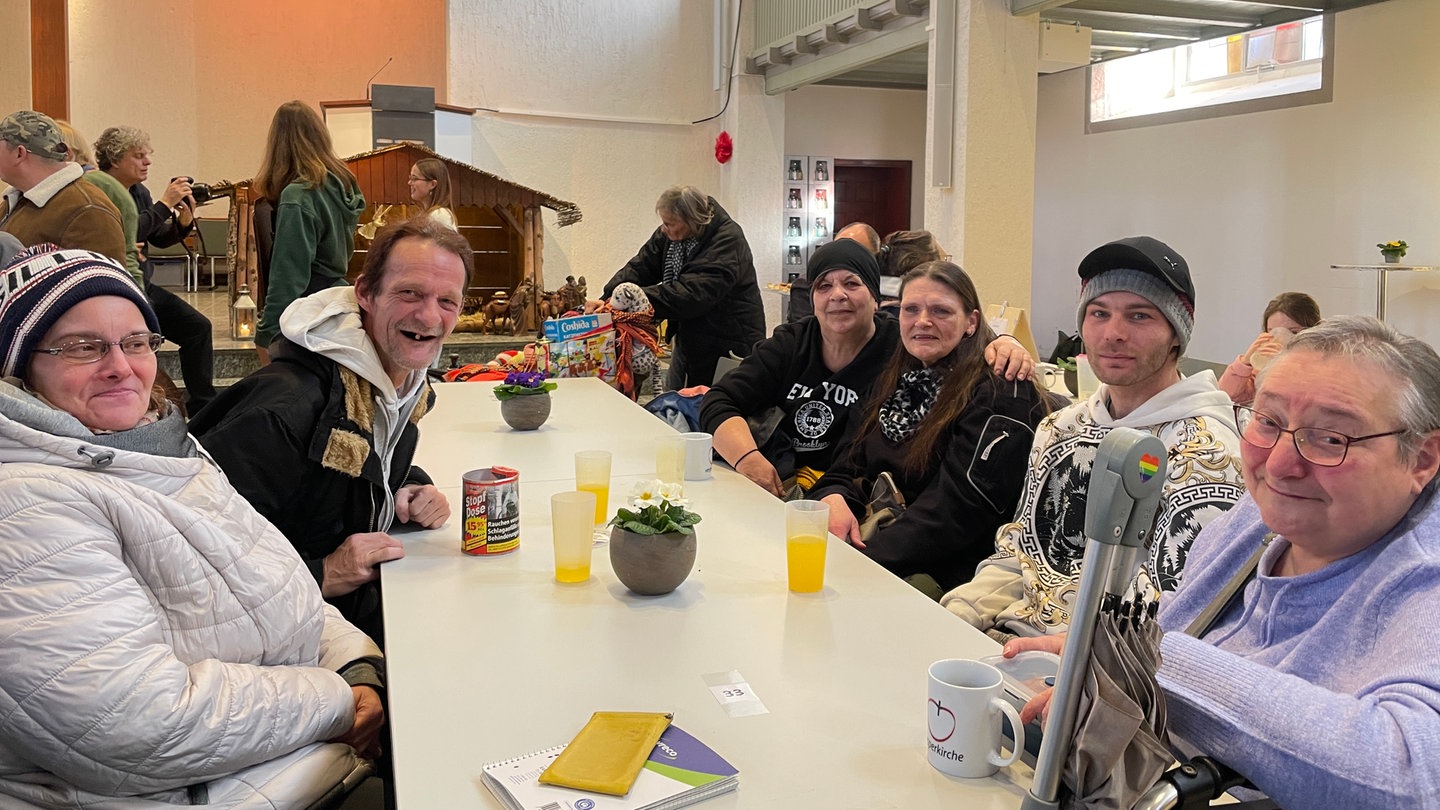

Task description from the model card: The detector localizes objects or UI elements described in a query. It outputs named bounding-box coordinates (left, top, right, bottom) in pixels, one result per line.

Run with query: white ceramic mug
left=926, top=659, right=1025, bottom=778
left=1034, top=362, right=1062, bottom=392
left=681, top=432, right=713, bottom=480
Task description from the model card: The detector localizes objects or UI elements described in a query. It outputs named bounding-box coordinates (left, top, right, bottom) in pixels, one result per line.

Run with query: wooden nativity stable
left=218, top=143, right=581, bottom=335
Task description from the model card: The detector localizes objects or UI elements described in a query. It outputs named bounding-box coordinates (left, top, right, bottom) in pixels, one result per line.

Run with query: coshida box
left=534, top=314, right=618, bottom=384
left=542, top=312, right=612, bottom=343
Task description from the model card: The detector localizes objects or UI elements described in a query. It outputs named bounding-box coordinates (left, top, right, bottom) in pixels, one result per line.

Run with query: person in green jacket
left=252, top=100, right=365, bottom=356
left=55, top=120, right=142, bottom=287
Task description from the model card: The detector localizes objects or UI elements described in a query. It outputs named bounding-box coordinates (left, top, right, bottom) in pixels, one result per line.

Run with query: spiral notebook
left=481, top=725, right=739, bottom=810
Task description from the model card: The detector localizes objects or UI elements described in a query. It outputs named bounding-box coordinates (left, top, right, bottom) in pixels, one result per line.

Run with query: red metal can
left=461, top=466, right=520, bottom=555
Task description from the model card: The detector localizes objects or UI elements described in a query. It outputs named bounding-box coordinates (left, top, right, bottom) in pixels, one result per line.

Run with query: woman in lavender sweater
left=1014, top=315, right=1440, bottom=809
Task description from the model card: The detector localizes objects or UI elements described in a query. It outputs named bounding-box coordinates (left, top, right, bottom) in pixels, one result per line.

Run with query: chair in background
left=194, top=218, right=229, bottom=289
left=147, top=238, right=196, bottom=291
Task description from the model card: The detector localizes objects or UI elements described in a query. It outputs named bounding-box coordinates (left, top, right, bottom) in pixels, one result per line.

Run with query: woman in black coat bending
left=589, top=185, right=764, bottom=389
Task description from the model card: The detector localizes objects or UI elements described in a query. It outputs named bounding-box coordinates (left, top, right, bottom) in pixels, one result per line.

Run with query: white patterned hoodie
left=941, top=370, right=1245, bottom=639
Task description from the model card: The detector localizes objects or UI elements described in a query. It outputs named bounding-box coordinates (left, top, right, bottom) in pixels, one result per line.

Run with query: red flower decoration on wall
left=714, top=131, right=733, bottom=164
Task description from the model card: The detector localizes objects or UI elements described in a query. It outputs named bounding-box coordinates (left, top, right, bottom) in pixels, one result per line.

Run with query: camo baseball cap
left=0, top=110, right=69, bottom=161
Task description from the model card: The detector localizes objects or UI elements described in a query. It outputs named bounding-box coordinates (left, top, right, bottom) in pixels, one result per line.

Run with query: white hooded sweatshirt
left=942, top=371, right=1246, bottom=638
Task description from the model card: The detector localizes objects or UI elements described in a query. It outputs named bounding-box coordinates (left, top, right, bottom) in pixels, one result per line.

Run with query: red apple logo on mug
left=927, top=698, right=956, bottom=742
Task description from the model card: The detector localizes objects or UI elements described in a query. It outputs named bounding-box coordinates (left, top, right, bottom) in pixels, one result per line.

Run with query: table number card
left=703, top=670, right=769, bottom=717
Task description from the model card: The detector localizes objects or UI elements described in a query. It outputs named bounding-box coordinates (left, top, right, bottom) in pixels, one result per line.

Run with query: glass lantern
left=232, top=284, right=257, bottom=341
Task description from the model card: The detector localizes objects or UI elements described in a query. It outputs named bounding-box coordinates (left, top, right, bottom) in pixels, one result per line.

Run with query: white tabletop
left=383, top=380, right=1029, bottom=808
left=414, top=378, right=679, bottom=486
left=1329, top=263, right=1440, bottom=271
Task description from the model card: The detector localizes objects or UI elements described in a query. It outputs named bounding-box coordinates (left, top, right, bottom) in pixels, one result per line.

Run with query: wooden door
left=834, top=160, right=911, bottom=239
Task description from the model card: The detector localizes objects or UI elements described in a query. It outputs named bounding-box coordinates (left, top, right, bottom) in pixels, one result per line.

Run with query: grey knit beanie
left=1077, top=269, right=1193, bottom=353
left=1075, top=236, right=1195, bottom=353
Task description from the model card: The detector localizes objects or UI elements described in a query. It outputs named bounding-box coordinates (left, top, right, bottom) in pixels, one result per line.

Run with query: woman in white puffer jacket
left=0, top=245, right=383, bottom=809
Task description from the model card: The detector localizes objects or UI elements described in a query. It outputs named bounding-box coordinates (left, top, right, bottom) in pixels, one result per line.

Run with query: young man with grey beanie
left=943, top=236, right=1246, bottom=640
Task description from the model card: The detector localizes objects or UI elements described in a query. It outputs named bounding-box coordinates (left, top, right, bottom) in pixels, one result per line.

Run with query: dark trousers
left=147, top=282, right=217, bottom=413
left=665, top=335, right=749, bottom=390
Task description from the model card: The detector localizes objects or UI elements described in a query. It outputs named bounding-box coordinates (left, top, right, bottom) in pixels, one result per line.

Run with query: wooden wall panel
left=31, top=0, right=68, bottom=119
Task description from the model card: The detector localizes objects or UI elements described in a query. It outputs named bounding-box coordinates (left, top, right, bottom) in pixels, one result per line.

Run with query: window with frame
left=1088, top=14, right=1330, bottom=132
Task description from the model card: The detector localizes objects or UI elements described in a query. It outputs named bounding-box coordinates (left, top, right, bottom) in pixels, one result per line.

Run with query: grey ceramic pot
left=609, top=527, right=697, bottom=595
left=499, top=392, right=551, bottom=430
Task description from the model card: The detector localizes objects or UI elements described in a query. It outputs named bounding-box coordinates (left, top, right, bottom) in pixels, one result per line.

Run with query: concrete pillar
left=924, top=0, right=1039, bottom=312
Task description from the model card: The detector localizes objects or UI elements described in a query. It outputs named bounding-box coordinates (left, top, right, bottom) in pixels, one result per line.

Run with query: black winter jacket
left=129, top=182, right=193, bottom=285
left=603, top=198, right=764, bottom=386
left=189, top=338, right=434, bottom=626
left=811, top=374, right=1047, bottom=591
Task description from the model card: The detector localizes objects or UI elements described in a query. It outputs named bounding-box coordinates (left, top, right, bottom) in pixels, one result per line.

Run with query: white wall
left=1032, top=0, right=1440, bottom=361
left=55, top=0, right=448, bottom=219
left=68, top=0, right=198, bottom=198
left=448, top=0, right=726, bottom=292
left=784, top=83, right=928, bottom=226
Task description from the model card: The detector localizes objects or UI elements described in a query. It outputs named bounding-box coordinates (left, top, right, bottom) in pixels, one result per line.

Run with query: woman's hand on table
left=736, top=452, right=785, bottom=498
left=396, top=483, right=449, bottom=528
left=985, top=335, right=1035, bottom=381
left=822, top=493, right=863, bottom=548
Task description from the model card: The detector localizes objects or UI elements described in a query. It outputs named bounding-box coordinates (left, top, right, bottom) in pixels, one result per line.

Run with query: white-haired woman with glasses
left=0, top=245, right=385, bottom=808
left=1010, top=315, right=1440, bottom=809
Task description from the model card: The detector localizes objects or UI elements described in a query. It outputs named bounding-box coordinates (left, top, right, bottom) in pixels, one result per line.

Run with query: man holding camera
left=95, top=125, right=216, bottom=414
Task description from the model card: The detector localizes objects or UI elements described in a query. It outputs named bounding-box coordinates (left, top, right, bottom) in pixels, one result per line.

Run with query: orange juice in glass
left=574, top=451, right=612, bottom=524
left=785, top=500, right=830, bottom=593
left=577, top=482, right=609, bottom=525
left=551, top=490, right=596, bottom=583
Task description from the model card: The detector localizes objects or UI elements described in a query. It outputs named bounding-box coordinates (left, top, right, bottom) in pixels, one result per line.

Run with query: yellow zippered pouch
left=537, top=711, right=673, bottom=796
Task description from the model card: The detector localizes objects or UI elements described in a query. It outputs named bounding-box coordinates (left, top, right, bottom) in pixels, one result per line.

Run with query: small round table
left=1331, top=263, right=1439, bottom=321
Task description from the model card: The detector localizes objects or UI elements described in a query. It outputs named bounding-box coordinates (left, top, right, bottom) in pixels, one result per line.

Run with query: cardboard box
left=543, top=312, right=613, bottom=342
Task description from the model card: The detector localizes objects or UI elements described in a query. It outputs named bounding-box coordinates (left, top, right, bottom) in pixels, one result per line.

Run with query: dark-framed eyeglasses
left=1233, top=404, right=1406, bottom=467
left=32, top=333, right=165, bottom=365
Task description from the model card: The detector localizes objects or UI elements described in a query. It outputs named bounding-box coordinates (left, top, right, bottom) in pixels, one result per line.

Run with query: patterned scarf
left=662, top=237, right=698, bottom=284
left=879, top=367, right=944, bottom=443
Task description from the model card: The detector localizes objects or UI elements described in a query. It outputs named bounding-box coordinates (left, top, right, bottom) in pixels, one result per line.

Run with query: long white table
left=413, top=376, right=680, bottom=486
left=383, top=379, right=1030, bottom=808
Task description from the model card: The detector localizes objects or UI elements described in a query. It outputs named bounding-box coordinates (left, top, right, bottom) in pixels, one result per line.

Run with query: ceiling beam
left=1011, top=0, right=1079, bottom=13
left=1052, top=6, right=1258, bottom=29
left=760, top=20, right=929, bottom=95
left=1223, top=1, right=1323, bottom=9
left=1060, top=0, right=1260, bottom=25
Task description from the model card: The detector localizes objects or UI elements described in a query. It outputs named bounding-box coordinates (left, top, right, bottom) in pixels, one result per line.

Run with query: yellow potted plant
left=1378, top=240, right=1408, bottom=264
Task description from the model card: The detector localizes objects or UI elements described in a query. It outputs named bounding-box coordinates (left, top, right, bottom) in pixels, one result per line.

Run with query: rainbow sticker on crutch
left=1138, top=453, right=1160, bottom=483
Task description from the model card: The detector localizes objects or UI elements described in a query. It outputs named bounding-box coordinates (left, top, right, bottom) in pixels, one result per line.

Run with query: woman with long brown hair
left=810, top=260, right=1050, bottom=598
left=408, top=157, right=455, bottom=231
left=252, top=100, right=365, bottom=353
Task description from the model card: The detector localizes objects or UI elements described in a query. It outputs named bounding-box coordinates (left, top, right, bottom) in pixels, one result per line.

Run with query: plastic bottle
left=1075, top=353, right=1100, bottom=399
